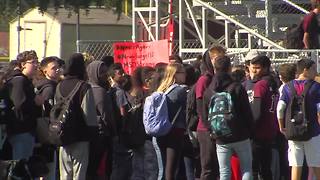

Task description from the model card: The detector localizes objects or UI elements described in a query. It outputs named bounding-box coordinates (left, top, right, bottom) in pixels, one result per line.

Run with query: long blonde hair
left=157, top=63, right=184, bottom=92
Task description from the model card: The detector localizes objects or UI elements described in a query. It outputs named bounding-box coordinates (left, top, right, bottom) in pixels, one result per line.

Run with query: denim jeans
left=144, top=139, right=159, bottom=180
left=153, top=137, right=164, bottom=180
left=131, top=145, right=145, bottom=180
left=216, top=139, right=252, bottom=180
left=182, top=135, right=196, bottom=180
left=111, top=139, right=132, bottom=180
left=8, top=132, right=35, bottom=160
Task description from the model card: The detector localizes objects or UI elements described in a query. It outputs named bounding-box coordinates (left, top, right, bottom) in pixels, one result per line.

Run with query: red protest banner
left=113, top=40, right=169, bottom=74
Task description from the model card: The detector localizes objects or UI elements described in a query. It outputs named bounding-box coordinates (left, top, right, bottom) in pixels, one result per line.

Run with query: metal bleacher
left=192, top=0, right=311, bottom=50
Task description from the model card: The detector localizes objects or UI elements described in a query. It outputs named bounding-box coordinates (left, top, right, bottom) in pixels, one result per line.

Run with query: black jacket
left=87, top=61, right=117, bottom=137
left=35, top=79, right=57, bottom=117
left=6, top=70, right=41, bottom=135
left=202, top=73, right=254, bottom=144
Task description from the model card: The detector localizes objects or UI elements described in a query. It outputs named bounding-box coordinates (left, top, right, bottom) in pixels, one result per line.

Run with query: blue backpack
left=208, top=84, right=236, bottom=139
left=143, top=84, right=181, bottom=137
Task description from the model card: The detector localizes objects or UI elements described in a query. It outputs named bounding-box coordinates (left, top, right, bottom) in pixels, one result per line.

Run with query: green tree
left=0, top=0, right=125, bottom=22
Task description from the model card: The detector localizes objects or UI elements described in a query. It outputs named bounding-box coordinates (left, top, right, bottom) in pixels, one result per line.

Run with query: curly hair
left=16, top=50, right=38, bottom=68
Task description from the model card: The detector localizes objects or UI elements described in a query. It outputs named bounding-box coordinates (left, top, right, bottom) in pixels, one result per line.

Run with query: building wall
left=0, top=32, right=9, bottom=59
left=10, top=9, right=61, bottom=60
left=60, top=24, right=131, bottom=59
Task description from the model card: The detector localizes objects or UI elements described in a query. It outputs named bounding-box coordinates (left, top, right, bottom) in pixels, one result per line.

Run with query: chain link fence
left=228, top=49, right=320, bottom=72
left=78, top=40, right=210, bottom=60
left=78, top=40, right=320, bottom=71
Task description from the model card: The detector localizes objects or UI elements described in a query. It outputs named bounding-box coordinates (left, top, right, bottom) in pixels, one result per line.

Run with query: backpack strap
left=288, top=80, right=314, bottom=97
left=171, top=106, right=182, bottom=126
left=56, top=81, right=84, bottom=105
left=288, top=80, right=314, bottom=125
left=164, top=84, right=181, bottom=126
left=164, top=84, right=179, bottom=95
left=288, top=81, right=297, bottom=97
left=302, top=80, right=314, bottom=97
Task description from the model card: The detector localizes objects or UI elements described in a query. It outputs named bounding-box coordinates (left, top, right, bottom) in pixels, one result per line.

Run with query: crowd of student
left=0, top=46, right=320, bottom=180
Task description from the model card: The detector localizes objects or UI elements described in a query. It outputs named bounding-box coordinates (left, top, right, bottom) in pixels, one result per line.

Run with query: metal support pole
left=265, top=0, right=272, bottom=38
left=76, top=10, right=80, bottom=52
left=248, top=34, right=252, bottom=49
left=225, top=21, right=230, bottom=48
left=132, top=0, right=137, bottom=42
left=202, top=7, right=207, bottom=50
left=149, top=0, right=153, bottom=41
left=235, top=29, right=239, bottom=48
left=17, top=0, right=21, bottom=54
left=155, top=0, right=159, bottom=40
left=179, top=0, right=185, bottom=57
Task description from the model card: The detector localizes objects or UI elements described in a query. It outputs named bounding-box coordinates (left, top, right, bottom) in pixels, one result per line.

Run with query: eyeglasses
left=176, top=71, right=186, bottom=74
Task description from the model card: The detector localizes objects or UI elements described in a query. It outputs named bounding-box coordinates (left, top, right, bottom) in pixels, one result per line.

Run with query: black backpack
left=285, top=81, right=314, bottom=141
left=121, top=93, right=146, bottom=149
left=186, top=74, right=212, bottom=132
left=0, top=84, right=14, bottom=125
left=0, top=76, right=25, bottom=126
left=285, top=23, right=304, bottom=49
left=109, top=87, right=122, bottom=136
left=186, top=85, right=198, bottom=131
left=48, top=81, right=85, bottom=146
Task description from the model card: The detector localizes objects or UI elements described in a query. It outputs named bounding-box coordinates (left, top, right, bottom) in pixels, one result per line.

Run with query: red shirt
left=302, top=11, right=319, bottom=49
left=196, top=75, right=211, bottom=131
left=253, top=79, right=277, bottom=141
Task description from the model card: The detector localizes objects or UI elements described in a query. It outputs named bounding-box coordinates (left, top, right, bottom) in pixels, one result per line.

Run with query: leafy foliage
left=0, top=0, right=124, bottom=22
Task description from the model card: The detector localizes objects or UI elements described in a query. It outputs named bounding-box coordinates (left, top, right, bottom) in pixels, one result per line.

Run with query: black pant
left=197, top=131, right=219, bottom=180
left=87, top=135, right=113, bottom=179
left=157, top=130, right=184, bottom=180
left=275, top=132, right=290, bottom=180
left=252, top=140, right=273, bottom=180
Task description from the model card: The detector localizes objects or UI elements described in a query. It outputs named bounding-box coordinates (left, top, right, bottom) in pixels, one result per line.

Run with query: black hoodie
left=6, top=70, right=41, bottom=135
left=87, top=61, right=117, bottom=137
left=58, top=53, right=98, bottom=142
left=202, top=72, right=254, bottom=144
left=35, top=78, right=57, bottom=117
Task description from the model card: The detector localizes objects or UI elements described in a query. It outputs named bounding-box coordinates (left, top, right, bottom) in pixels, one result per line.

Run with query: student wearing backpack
left=86, top=61, right=116, bottom=180
left=34, top=56, right=61, bottom=180
left=6, top=50, right=43, bottom=160
left=196, top=46, right=225, bottom=180
left=277, top=59, right=320, bottom=180
left=57, top=53, right=98, bottom=180
left=108, top=63, right=133, bottom=180
left=0, top=60, right=19, bottom=159
left=201, top=56, right=254, bottom=180
left=276, top=64, right=297, bottom=180
left=152, top=63, right=187, bottom=180
left=245, top=55, right=279, bottom=180
left=180, top=64, right=200, bottom=180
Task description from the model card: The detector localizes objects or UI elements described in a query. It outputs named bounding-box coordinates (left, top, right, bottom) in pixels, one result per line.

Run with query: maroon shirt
left=253, top=80, right=277, bottom=141
left=303, top=11, right=320, bottom=49
left=196, top=75, right=211, bottom=131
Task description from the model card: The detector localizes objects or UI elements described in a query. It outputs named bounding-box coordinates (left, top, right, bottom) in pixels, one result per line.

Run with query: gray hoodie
left=87, top=61, right=117, bottom=136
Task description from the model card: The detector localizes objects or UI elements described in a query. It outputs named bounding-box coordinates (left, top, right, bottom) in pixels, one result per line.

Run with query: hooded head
left=87, top=60, right=108, bottom=87
left=202, top=50, right=214, bottom=75
left=64, top=53, right=86, bottom=80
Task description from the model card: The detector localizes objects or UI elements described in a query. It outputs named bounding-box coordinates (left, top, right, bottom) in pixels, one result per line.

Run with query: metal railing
left=78, top=40, right=320, bottom=70
left=198, top=0, right=310, bottom=41
left=78, top=40, right=210, bottom=60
